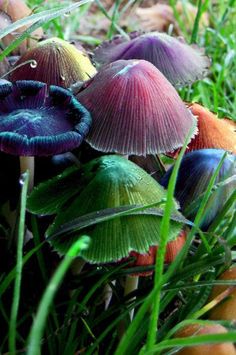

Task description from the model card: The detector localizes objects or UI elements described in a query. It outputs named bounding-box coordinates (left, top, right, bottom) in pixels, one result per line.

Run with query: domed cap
left=160, top=149, right=236, bottom=229
left=94, top=32, right=210, bottom=86
left=0, top=80, right=91, bottom=156
left=187, top=103, right=236, bottom=153
left=28, top=155, right=184, bottom=263
left=77, top=59, right=197, bottom=155
left=10, top=38, right=97, bottom=87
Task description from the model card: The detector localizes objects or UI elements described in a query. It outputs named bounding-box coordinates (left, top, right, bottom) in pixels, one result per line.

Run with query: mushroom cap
left=166, top=103, right=236, bottom=158
left=10, top=38, right=97, bottom=87
left=77, top=59, right=197, bottom=155
left=187, top=103, right=236, bottom=153
left=0, top=80, right=91, bottom=156
left=28, top=155, right=184, bottom=263
left=160, top=149, right=236, bottom=229
left=0, top=0, right=43, bottom=55
left=208, top=266, right=236, bottom=321
left=94, top=32, right=210, bottom=86
left=175, top=323, right=236, bottom=355
left=127, top=229, right=187, bottom=276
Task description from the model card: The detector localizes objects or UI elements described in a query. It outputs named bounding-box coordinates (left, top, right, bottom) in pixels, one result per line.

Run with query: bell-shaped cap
left=187, top=103, right=236, bottom=153
left=77, top=59, right=197, bottom=155
left=160, top=149, right=236, bottom=229
left=28, top=155, right=184, bottom=263
left=11, top=38, right=97, bottom=87
left=0, top=80, right=91, bottom=156
left=94, top=32, right=210, bottom=86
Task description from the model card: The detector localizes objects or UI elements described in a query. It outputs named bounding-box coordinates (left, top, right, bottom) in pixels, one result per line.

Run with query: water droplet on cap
left=30, top=60, right=37, bottom=69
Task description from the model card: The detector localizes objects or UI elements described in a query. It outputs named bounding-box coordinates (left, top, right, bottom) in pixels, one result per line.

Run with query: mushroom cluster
left=1, top=5, right=236, bottom=352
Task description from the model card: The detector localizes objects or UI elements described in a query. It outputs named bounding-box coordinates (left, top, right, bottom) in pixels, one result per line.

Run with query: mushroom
left=208, top=266, right=236, bottom=321
left=0, top=0, right=43, bottom=55
left=76, top=59, right=197, bottom=156
left=125, top=229, right=187, bottom=277
left=28, top=155, right=184, bottom=313
left=167, top=103, right=236, bottom=157
left=160, top=149, right=236, bottom=229
left=186, top=103, right=236, bottom=154
left=10, top=38, right=97, bottom=88
left=93, top=32, right=210, bottom=87
left=174, top=323, right=236, bottom=355
left=0, top=79, right=91, bottom=190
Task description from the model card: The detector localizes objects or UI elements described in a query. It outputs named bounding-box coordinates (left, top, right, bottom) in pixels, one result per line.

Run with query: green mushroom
left=28, top=155, right=185, bottom=316
left=28, top=155, right=184, bottom=262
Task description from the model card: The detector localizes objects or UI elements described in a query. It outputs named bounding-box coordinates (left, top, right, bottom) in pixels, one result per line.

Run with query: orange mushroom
left=208, top=266, right=236, bottom=321
left=127, top=229, right=187, bottom=276
left=175, top=323, right=236, bottom=355
left=187, top=103, right=236, bottom=154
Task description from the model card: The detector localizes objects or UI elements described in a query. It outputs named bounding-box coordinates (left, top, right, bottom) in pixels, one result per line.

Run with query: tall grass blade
left=162, top=152, right=228, bottom=285
left=9, top=172, right=29, bottom=355
left=0, top=0, right=93, bottom=60
left=191, top=0, right=203, bottom=43
left=146, top=125, right=196, bottom=350
left=27, top=236, right=90, bottom=355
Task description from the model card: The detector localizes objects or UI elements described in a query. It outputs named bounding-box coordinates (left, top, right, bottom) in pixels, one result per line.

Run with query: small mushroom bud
left=175, top=323, right=236, bottom=355
left=208, top=266, right=236, bottom=321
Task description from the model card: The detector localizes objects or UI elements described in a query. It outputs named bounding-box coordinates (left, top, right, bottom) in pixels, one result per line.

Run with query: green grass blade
left=144, top=332, right=236, bottom=353
left=0, top=1, right=92, bottom=40
left=191, top=0, right=203, bottom=43
left=27, top=236, right=90, bottom=355
left=9, top=172, right=29, bottom=355
left=95, top=0, right=129, bottom=39
left=0, top=0, right=93, bottom=60
left=114, top=290, right=155, bottom=355
left=162, top=152, right=228, bottom=285
left=0, top=242, right=44, bottom=297
left=146, top=125, right=196, bottom=350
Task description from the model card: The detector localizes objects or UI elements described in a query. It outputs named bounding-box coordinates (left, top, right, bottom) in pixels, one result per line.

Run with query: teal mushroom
left=28, top=155, right=186, bottom=316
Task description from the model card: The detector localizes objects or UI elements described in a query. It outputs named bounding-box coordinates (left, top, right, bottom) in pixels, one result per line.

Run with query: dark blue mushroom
left=0, top=80, right=91, bottom=189
left=160, top=149, right=236, bottom=229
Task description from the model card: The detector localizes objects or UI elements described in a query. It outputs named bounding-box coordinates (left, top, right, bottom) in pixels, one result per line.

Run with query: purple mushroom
left=76, top=59, right=197, bottom=156
left=0, top=80, right=91, bottom=189
left=94, top=31, right=210, bottom=87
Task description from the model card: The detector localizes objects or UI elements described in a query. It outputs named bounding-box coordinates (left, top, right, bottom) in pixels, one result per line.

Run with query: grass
left=0, top=0, right=236, bottom=354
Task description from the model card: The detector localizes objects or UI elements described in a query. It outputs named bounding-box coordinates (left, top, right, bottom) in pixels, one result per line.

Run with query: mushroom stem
left=20, top=156, right=34, bottom=192
left=69, top=258, right=86, bottom=298
left=70, top=258, right=86, bottom=275
left=104, top=280, right=116, bottom=310
left=124, top=275, right=139, bottom=321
